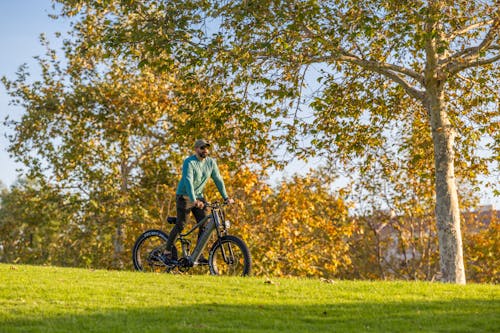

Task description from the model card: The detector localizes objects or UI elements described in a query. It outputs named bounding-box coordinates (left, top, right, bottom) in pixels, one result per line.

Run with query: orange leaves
left=219, top=169, right=353, bottom=278
left=463, top=212, right=500, bottom=283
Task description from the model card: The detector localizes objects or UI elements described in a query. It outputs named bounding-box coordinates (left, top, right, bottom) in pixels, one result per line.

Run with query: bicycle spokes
left=210, top=236, right=250, bottom=276
left=134, top=234, right=170, bottom=272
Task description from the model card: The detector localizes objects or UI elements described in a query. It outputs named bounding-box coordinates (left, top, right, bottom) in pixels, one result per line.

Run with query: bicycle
left=132, top=201, right=251, bottom=276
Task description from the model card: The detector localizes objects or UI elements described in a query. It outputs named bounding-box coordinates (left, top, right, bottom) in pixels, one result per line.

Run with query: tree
left=206, top=0, right=499, bottom=284
left=0, top=178, right=80, bottom=266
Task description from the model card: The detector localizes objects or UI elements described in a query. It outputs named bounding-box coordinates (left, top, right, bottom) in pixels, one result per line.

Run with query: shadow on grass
left=1, top=299, right=498, bottom=333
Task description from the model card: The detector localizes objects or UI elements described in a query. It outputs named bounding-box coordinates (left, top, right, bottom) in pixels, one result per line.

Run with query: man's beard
left=199, top=151, right=208, bottom=158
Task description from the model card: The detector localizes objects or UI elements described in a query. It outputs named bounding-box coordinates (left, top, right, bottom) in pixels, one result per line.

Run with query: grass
left=0, top=264, right=498, bottom=333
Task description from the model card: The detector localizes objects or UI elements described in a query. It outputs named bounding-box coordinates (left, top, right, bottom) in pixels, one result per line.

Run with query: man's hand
left=193, top=199, right=205, bottom=209
left=224, top=197, right=235, bottom=204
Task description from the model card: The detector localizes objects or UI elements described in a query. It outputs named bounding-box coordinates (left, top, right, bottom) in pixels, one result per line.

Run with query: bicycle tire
left=132, top=229, right=177, bottom=272
left=208, top=235, right=251, bottom=276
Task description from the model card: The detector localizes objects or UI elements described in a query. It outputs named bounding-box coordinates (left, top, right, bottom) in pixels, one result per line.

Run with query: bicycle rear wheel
left=209, top=235, right=251, bottom=276
left=132, top=229, right=177, bottom=272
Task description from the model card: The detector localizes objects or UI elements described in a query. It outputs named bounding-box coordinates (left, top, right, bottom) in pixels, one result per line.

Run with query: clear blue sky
left=0, top=1, right=70, bottom=188
left=0, top=1, right=497, bottom=208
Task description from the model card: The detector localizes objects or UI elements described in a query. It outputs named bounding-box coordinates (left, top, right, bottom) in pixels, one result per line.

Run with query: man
left=164, top=139, right=233, bottom=264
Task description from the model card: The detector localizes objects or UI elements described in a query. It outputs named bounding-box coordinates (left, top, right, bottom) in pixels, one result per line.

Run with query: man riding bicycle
left=164, top=139, right=234, bottom=264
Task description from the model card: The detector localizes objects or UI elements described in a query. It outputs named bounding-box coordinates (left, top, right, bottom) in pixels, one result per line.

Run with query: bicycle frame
left=177, top=203, right=226, bottom=266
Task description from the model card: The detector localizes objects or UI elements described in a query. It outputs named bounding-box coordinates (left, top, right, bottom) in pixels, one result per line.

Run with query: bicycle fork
left=220, top=240, right=236, bottom=264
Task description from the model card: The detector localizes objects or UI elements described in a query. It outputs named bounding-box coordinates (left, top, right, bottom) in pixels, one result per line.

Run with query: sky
left=0, top=1, right=498, bottom=208
left=0, top=1, right=70, bottom=188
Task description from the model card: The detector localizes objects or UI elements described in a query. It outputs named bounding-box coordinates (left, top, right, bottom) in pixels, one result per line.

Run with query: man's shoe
left=160, top=251, right=177, bottom=266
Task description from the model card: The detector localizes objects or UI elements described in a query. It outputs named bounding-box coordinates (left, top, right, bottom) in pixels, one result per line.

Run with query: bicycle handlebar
left=204, top=201, right=231, bottom=209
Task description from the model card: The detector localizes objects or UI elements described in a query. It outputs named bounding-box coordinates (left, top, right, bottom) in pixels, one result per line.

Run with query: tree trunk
left=113, top=221, right=125, bottom=269
left=427, top=91, right=466, bottom=284
left=112, top=157, right=130, bottom=269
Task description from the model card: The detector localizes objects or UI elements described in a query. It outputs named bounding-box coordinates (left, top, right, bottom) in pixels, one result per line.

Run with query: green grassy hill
left=0, top=264, right=498, bottom=332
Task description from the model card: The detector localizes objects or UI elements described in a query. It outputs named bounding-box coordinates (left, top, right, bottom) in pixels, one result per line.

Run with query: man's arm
left=183, top=160, right=197, bottom=202
left=210, top=159, right=229, bottom=200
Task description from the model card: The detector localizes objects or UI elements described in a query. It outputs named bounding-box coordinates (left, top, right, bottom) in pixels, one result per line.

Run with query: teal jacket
left=176, top=155, right=228, bottom=202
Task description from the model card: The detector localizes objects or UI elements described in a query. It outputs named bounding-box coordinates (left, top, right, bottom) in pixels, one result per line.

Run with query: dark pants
left=165, top=195, right=208, bottom=252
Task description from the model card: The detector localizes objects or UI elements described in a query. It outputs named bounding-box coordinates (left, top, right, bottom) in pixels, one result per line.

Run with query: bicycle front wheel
left=209, top=235, right=251, bottom=276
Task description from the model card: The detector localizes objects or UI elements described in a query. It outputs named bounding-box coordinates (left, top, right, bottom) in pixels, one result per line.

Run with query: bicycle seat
left=167, top=217, right=177, bottom=224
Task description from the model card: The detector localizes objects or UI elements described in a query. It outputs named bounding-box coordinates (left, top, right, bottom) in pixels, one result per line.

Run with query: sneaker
left=160, top=251, right=177, bottom=266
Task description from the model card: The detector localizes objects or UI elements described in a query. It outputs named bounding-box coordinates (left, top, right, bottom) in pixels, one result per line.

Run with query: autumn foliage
left=463, top=211, right=500, bottom=283
left=221, top=169, right=354, bottom=278
left=1, top=0, right=498, bottom=283
left=1, top=170, right=355, bottom=279
left=1, top=170, right=497, bottom=283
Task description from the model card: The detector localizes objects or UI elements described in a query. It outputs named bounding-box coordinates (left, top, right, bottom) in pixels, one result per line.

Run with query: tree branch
left=445, top=19, right=495, bottom=42
left=443, top=18, right=500, bottom=73
left=448, top=52, right=500, bottom=73
left=298, top=25, right=425, bottom=101
left=424, top=8, right=439, bottom=79
left=336, top=50, right=425, bottom=102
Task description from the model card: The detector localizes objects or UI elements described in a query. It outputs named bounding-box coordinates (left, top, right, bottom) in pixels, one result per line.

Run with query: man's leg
left=165, top=195, right=191, bottom=255
left=192, top=198, right=209, bottom=241
left=192, top=199, right=209, bottom=263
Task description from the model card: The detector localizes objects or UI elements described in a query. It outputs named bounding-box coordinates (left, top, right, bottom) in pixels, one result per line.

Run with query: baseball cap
left=194, top=139, right=210, bottom=149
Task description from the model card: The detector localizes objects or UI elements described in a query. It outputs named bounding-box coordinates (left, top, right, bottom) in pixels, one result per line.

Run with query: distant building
left=359, top=205, right=498, bottom=279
